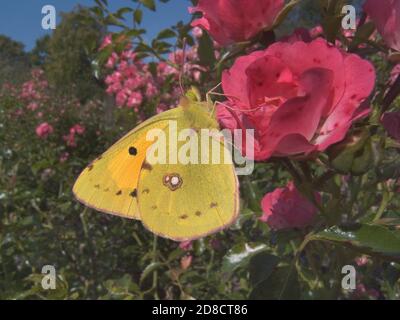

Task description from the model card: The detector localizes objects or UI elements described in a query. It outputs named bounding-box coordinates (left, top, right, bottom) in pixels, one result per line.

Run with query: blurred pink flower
left=179, top=240, right=193, bottom=251
left=63, top=133, right=76, bottom=147
left=59, top=152, right=70, bottom=163
left=70, top=124, right=85, bottom=135
left=36, top=122, right=54, bottom=139
left=355, top=256, right=369, bottom=266
left=106, top=52, right=119, bottom=69
left=364, top=0, right=400, bottom=51
left=27, top=102, right=39, bottom=111
left=99, top=34, right=112, bottom=50
left=180, top=255, right=193, bottom=270
left=260, top=181, right=319, bottom=230
left=127, top=92, right=143, bottom=108
left=192, top=26, right=203, bottom=38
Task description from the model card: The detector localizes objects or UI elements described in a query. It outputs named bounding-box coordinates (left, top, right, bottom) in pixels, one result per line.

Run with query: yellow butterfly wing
left=73, top=109, right=179, bottom=219
left=137, top=120, right=239, bottom=241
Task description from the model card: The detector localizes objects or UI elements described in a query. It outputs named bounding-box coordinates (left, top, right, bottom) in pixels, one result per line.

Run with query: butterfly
left=73, top=88, right=239, bottom=241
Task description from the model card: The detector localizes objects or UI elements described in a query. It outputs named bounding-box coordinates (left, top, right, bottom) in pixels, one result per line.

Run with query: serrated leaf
left=249, top=252, right=280, bottom=287
left=312, top=224, right=400, bottom=260
left=249, top=266, right=300, bottom=300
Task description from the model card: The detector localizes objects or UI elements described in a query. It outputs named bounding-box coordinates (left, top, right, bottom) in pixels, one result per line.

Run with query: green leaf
left=140, top=262, right=164, bottom=285
left=140, top=0, right=156, bottom=11
left=134, top=9, right=143, bottom=24
left=273, top=0, right=300, bottom=28
left=198, top=32, right=215, bottom=67
left=115, top=7, right=133, bottom=20
left=312, top=224, right=400, bottom=260
left=157, top=28, right=176, bottom=40
left=222, top=243, right=267, bottom=275
left=249, top=252, right=280, bottom=287
left=250, top=266, right=300, bottom=300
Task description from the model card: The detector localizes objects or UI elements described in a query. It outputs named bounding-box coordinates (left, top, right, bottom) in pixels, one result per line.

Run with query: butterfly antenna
left=207, top=84, right=263, bottom=113
left=178, top=38, right=187, bottom=95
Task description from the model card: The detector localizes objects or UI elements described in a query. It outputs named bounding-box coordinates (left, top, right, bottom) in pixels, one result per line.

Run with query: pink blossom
left=180, top=255, right=193, bottom=270
left=217, top=38, right=376, bottom=160
left=260, top=181, right=319, bottom=230
left=106, top=52, right=119, bottom=69
left=99, top=34, right=112, bottom=50
left=59, top=152, right=70, bottom=163
left=364, top=0, right=400, bottom=51
left=127, top=92, right=143, bottom=108
left=36, top=122, right=54, bottom=139
left=71, top=124, right=85, bottom=135
left=355, top=256, right=369, bottom=267
left=27, top=102, right=39, bottom=111
left=179, top=241, right=193, bottom=251
left=189, top=0, right=284, bottom=45
left=192, top=26, right=203, bottom=38
left=63, top=133, right=77, bottom=148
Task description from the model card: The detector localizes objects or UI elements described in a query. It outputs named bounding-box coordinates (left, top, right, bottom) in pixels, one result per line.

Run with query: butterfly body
left=73, top=89, right=239, bottom=241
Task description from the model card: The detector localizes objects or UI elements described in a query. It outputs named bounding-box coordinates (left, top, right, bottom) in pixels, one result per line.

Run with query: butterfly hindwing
left=137, top=126, right=239, bottom=241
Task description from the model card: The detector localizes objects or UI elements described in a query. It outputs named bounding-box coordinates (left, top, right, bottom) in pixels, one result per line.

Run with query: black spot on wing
left=129, top=146, right=137, bottom=156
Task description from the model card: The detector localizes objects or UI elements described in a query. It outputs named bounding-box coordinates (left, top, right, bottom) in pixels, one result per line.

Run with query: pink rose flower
left=99, top=34, right=112, bottom=51
left=364, top=0, right=400, bottom=51
left=59, top=152, right=70, bottom=163
left=71, top=124, right=85, bottom=135
left=217, top=39, right=376, bottom=160
left=27, top=102, right=39, bottom=111
left=381, top=111, right=400, bottom=141
left=189, top=0, right=284, bottom=45
left=260, top=182, right=319, bottom=230
left=36, top=122, right=54, bottom=139
left=192, top=26, right=203, bottom=39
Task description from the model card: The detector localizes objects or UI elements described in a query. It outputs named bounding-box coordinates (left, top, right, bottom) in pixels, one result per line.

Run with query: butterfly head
left=179, top=87, right=219, bottom=130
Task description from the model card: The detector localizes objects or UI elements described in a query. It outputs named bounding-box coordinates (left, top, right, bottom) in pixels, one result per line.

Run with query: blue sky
left=0, top=0, right=191, bottom=51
